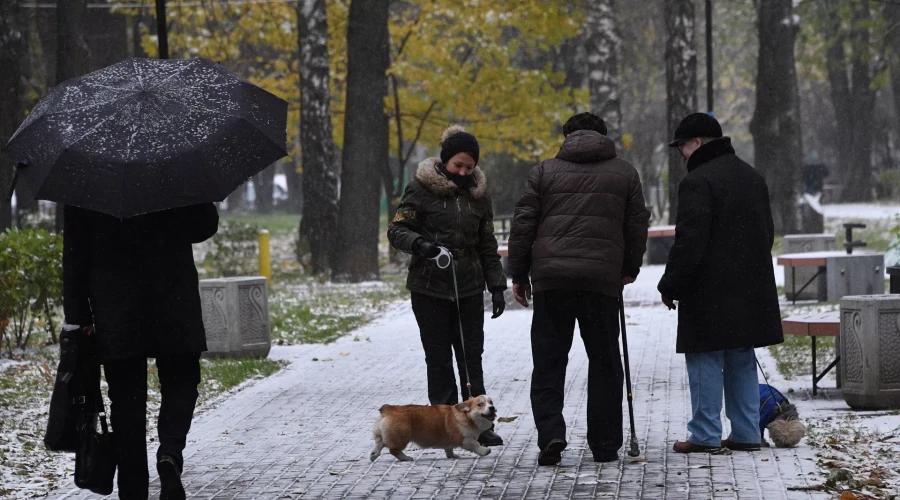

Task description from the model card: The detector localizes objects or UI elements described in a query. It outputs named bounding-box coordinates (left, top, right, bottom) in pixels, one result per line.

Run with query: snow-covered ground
left=821, top=204, right=900, bottom=220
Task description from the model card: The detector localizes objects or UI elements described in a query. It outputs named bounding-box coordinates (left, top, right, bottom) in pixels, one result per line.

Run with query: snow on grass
left=269, top=272, right=408, bottom=345
left=0, top=264, right=407, bottom=498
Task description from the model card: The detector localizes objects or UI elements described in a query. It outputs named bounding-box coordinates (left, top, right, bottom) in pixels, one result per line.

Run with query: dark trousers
left=531, top=291, right=624, bottom=453
left=104, top=353, right=201, bottom=499
left=411, top=292, right=486, bottom=405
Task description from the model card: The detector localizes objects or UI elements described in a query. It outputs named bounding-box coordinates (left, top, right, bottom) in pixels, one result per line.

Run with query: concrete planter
left=825, top=254, right=884, bottom=301
left=199, top=277, right=271, bottom=359
left=840, top=295, right=900, bottom=410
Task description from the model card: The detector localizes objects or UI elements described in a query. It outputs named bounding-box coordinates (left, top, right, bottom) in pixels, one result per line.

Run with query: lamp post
left=706, top=0, right=713, bottom=115
left=156, top=0, right=168, bottom=59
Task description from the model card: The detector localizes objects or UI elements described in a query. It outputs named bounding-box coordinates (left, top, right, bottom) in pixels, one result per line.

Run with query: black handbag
left=73, top=377, right=116, bottom=496
left=44, top=329, right=82, bottom=452
left=44, top=327, right=117, bottom=494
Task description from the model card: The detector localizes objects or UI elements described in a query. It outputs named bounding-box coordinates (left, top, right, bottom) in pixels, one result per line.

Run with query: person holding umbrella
left=387, top=125, right=507, bottom=447
left=62, top=203, right=218, bottom=499
left=659, top=113, right=783, bottom=453
left=507, top=112, right=650, bottom=465
left=3, top=58, right=288, bottom=499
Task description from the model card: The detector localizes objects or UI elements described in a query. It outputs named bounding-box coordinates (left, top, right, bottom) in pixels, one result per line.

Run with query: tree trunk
left=750, top=0, right=806, bottom=235
left=586, top=0, right=623, bottom=146
left=298, top=0, right=340, bottom=275
left=55, top=0, right=91, bottom=231
left=253, top=163, right=276, bottom=214
left=284, top=153, right=303, bottom=213
left=884, top=3, right=900, bottom=154
left=0, top=1, right=27, bottom=232
left=822, top=0, right=875, bottom=202
left=332, top=0, right=390, bottom=283
left=665, top=0, right=697, bottom=224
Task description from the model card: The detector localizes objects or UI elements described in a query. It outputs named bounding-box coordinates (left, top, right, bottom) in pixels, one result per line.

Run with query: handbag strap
left=92, top=367, right=110, bottom=435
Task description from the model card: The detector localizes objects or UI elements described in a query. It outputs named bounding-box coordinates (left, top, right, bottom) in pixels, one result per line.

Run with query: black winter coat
left=507, top=130, right=650, bottom=297
left=657, top=138, right=783, bottom=353
left=387, top=158, right=506, bottom=301
left=63, top=203, right=219, bottom=361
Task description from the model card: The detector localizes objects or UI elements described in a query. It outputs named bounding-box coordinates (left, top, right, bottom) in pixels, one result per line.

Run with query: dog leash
left=448, top=253, right=474, bottom=401
left=755, top=354, right=784, bottom=413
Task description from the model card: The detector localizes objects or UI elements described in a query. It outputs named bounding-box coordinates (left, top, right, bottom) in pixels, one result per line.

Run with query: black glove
left=415, top=240, right=441, bottom=259
left=491, top=290, right=506, bottom=319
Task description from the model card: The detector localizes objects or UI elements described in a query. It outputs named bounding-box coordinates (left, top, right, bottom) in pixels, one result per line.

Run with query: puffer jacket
left=388, top=157, right=506, bottom=300
left=507, top=130, right=650, bottom=297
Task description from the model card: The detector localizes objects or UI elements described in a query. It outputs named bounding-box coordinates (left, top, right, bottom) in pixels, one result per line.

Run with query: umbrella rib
left=35, top=95, right=136, bottom=119
left=131, top=59, right=146, bottom=90
left=146, top=61, right=197, bottom=92
left=65, top=110, right=126, bottom=150
left=144, top=98, right=198, bottom=150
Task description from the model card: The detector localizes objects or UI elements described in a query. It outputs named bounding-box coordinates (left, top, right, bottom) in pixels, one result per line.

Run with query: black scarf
left=438, top=162, right=476, bottom=190
left=686, top=137, right=736, bottom=173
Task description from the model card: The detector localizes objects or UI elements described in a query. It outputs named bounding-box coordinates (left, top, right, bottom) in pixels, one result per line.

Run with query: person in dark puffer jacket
left=507, top=112, right=650, bottom=465
left=388, top=125, right=507, bottom=447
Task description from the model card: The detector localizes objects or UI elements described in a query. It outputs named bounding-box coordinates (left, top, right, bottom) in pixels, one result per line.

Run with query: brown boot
left=672, top=440, right=722, bottom=453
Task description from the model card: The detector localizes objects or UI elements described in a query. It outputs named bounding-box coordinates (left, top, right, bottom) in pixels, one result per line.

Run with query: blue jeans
left=685, top=347, right=760, bottom=447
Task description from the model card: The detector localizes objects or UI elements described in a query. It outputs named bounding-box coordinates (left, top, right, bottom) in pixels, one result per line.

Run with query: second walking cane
left=618, top=290, right=640, bottom=457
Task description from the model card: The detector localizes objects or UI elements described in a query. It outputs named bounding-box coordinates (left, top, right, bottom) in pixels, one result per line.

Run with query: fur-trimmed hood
left=415, top=157, right=488, bottom=199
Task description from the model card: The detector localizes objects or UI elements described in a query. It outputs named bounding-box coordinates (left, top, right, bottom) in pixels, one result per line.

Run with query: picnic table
left=782, top=311, right=840, bottom=396
left=776, top=250, right=884, bottom=304
left=647, top=225, right=676, bottom=265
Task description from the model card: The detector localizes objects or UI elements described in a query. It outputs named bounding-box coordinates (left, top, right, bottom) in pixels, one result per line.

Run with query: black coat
left=388, top=158, right=506, bottom=301
left=657, top=138, right=783, bottom=353
left=63, top=204, right=219, bottom=361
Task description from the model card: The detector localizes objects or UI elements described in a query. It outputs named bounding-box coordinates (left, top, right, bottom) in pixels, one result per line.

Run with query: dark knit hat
left=563, top=112, right=608, bottom=136
left=669, top=112, right=723, bottom=147
left=440, top=125, right=480, bottom=165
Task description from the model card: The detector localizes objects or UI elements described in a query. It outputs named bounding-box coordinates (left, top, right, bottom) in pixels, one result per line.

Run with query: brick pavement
left=57, top=267, right=829, bottom=499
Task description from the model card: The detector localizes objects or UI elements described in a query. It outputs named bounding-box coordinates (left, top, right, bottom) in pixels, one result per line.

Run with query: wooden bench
left=782, top=311, right=839, bottom=396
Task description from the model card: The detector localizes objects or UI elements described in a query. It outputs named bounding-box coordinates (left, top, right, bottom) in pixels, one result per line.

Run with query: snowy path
left=55, top=268, right=832, bottom=500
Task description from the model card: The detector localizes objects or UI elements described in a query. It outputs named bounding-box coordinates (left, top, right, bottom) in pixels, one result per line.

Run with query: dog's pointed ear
left=455, top=403, right=470, bottom=412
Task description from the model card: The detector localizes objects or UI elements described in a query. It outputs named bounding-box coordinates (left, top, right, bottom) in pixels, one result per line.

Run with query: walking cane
left=618, top=290, right=640, bottom=457
left=434, top=247, right=474, bottom=400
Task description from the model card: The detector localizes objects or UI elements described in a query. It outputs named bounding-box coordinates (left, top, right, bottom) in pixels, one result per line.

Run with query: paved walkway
left=58, top=268, right=829, bottom=499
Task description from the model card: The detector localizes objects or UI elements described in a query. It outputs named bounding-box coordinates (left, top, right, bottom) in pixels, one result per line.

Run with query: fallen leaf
left=839, top=493, right=857, bottom=500
left=236, top=442, right=245, bottom=446
left=630, top=457, right=647, bottom=463
left=312, top=358, right=319, bottom=361
left=862, top=478, right=884, bottom=488
left=761, top=459, right=769, bottom=462
left=339, top=352, right=349, bottom=356
left=498, top=416, right=518, bottom=423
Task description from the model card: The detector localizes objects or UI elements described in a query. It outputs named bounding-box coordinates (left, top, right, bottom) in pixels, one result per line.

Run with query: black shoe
left=538, top=438, right=567, bottom=466
left=157, top=456, right=186, bottom=500
left=592, top=449, right=619, bottom=463
left=478, top=428, right=504, bottom=447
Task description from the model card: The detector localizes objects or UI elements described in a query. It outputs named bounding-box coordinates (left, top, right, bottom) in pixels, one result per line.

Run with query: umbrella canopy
left=3, top=58, right=287, bottom=218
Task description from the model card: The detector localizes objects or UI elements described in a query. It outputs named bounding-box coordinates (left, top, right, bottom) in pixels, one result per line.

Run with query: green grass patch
left=269, top=273, right=407, bottom=345
left=222, top=213, right=299, bottom=236
left=271, top=302, right=366, bottom=344
left=768, top=334, right=836, bottom=380
left=145, top=357, right=286, bottom=405
left=0, top=350, right=56, bottom=414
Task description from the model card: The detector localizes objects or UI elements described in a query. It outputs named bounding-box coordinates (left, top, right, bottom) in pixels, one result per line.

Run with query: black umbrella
left=3, top=58, right=287, bottom=218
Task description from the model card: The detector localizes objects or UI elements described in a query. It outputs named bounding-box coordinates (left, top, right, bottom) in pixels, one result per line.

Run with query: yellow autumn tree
left=114, top=0, right=579, bottom=163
